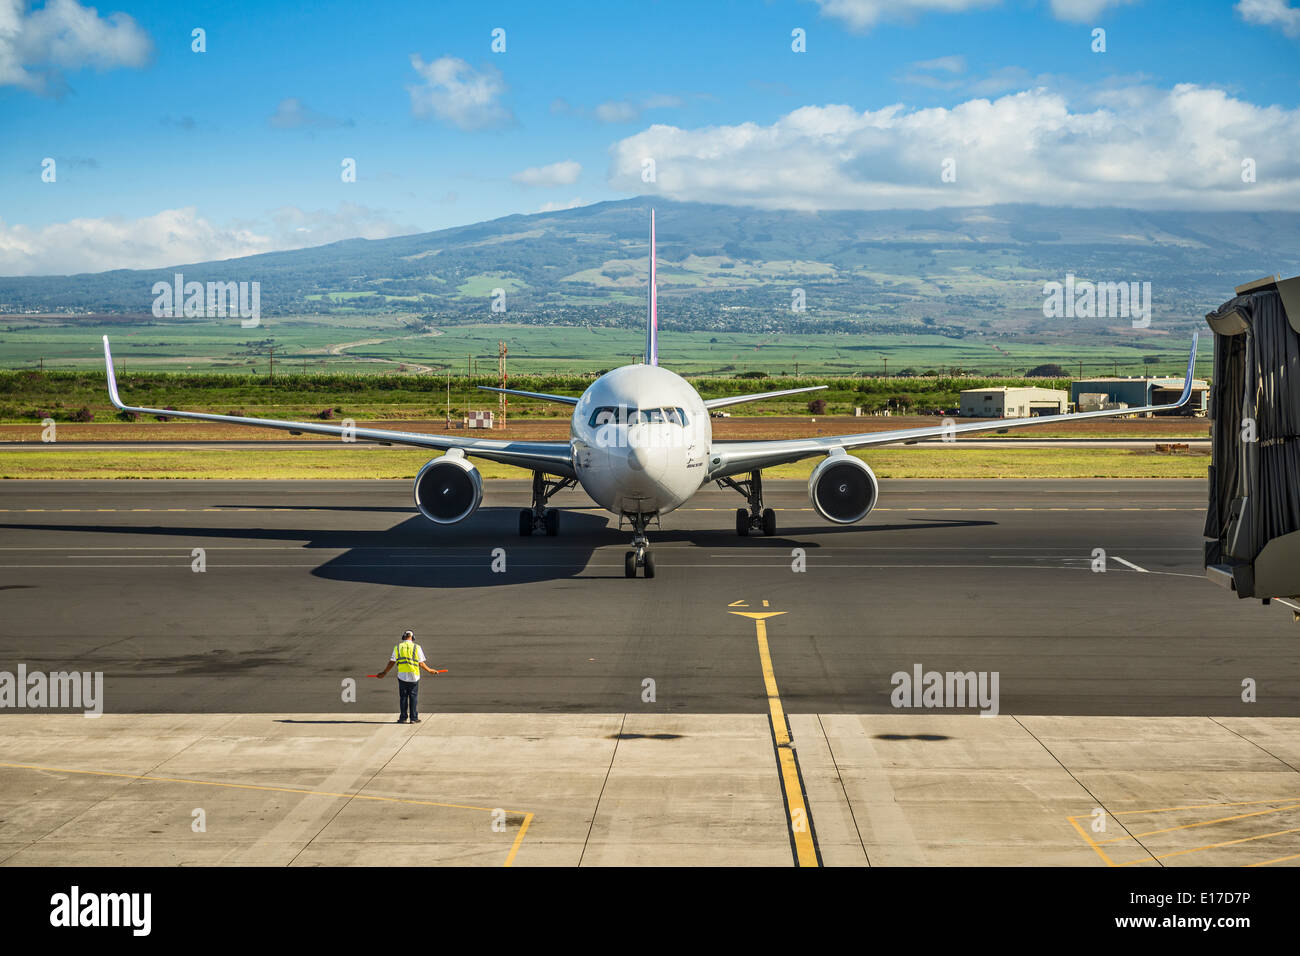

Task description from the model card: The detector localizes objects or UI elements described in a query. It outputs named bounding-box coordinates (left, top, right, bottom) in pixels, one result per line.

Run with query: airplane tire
left=545, top=509, right=559, bottom=536
left=736, top=508, right=749, bottom=536
left=643, top=550, right=656, bottom=578
left=625, top=551, right=637, bottom=578
left=518, top=510, right=533, bottom=536
left=762, top=508, right=777, bottom=536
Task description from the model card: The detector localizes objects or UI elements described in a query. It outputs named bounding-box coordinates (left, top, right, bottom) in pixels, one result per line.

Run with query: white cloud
left=0, top=203, right=418, bottom=276
left=558, top=93, right=685, bottom=124
left=1048, top=0, right=1139, bottom=21
left=912, top=55, right=966, bottom=73
left=812, top=0, right=1000, bottom=32
left=814, top=0, right=1140, bottom=29
left=268, top=97, right=352, bottom=129
left=594, top=100, right=641, bottom=123
left=1236, top=0, right=1300, bottom=37
left=898, top=54, right=969, bottom=89
left=535, top=197, right=587, bottom=213
left=260, top=202, right=417, bottom=246
left=0, top=0, right=152, bottom=93
left=406, top=55, right=513, bottom=129
left=511, top=160, right=582, bottom=187
left=607, top=84, right=1300, bottom=211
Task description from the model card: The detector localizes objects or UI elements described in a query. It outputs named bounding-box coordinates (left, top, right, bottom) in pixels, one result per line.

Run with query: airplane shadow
left=1, top=511, right=997, bottom=589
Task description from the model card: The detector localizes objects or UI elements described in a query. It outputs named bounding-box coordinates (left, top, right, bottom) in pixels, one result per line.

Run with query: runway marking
left=729, top=605, right=821, bottom=868
left=1110, top=555, right=1149, bottom=573
left=0, top=760, right=534, bottom=868
left=1068, top=797, right=1300, bottom=867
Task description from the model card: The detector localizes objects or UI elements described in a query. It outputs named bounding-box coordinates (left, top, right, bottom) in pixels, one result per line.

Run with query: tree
left=1026, top=363, right=1066, bottom=377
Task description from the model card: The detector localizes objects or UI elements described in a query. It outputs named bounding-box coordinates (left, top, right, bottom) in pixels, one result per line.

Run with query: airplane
left=102, top=210, right=1199, bottom=578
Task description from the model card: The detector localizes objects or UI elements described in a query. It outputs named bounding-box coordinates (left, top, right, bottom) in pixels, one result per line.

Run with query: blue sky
left=2, top=0, right=1299, bottom=274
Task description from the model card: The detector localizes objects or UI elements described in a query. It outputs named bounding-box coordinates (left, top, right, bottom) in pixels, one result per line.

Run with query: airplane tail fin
left=646, top=209, right=658, bottom=366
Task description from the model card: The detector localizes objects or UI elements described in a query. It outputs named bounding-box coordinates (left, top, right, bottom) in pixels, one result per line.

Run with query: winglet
left=646, top=209, right=658, bottom=366
left=102, top=335, right=125, bottom=409
left=1175, top=332, right=1199, bottom=408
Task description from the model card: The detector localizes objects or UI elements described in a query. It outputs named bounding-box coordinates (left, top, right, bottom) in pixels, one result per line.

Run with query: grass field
left=1, top=316, right=1210, bottom=379
left=0, top=446, right=1210, bottom=481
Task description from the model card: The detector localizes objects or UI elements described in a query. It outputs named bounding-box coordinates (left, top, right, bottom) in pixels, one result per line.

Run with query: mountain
left=2, top=198, right=1296, bottom=336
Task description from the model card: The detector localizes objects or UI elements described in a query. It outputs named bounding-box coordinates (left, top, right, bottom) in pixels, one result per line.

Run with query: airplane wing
left=101, top=337, right=575, bottom=477
left=477, top=386, right=579, bottom=406
left=704, top=385, right=827, bottom=411
left=707, top=335, right=1199, bottom=480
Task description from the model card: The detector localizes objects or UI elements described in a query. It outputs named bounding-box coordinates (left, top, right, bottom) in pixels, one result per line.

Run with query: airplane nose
left=621, top=428, right=669, bottom=484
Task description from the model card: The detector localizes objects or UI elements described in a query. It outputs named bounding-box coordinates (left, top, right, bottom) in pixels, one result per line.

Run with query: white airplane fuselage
left=570, top=363, right=711, bottom=517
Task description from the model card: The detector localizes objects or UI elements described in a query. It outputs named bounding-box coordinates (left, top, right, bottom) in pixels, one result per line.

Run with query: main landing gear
left=622, top=512, right=657, bottom=578
left=518, top=471, right=577, bottom=537
left=717, top=470, right=777, bottom=537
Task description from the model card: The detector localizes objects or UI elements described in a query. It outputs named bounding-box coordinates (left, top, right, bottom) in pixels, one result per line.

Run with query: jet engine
left=413, top=450, right=483, bottom=525
left=808, top=453, right=879, bottom=524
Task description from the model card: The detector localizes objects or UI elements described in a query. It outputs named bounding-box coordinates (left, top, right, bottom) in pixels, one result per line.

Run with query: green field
left=0, top=316, right=1208, bottom=380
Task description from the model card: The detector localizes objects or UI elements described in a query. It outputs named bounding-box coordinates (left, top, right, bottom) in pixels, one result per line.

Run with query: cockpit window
left=589, top=406, right=688, bottom=427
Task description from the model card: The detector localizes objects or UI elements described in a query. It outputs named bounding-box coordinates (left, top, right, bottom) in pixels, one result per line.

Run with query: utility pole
left=445, top=369, right=451, bottom=429
left=498, top=340, right=508, bottom=428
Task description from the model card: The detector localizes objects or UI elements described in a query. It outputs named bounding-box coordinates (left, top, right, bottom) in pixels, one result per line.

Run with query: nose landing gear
left=621, top=512, right=657, bottom=578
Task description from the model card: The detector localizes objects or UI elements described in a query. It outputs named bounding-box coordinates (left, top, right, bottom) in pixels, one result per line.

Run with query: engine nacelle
left=413, top=451, right=483, bottom=525
left=808, top=453, right=879, bottom=524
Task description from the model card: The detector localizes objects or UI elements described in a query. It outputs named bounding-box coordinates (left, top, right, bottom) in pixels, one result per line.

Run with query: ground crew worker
left=375, top=629, right=441, bottom=723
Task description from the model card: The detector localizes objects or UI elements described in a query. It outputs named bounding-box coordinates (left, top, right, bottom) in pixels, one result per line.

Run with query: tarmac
left=1, top=478, right=1298, bottom=866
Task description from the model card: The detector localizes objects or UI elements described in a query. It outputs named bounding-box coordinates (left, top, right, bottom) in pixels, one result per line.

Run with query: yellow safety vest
left=394, top=640, right=420, bottom=676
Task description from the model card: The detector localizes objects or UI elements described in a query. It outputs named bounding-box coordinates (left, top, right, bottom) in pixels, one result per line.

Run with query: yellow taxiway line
left=729, top=601, right=821, bottom=867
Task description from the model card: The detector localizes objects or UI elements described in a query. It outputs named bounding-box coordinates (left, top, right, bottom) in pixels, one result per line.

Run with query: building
left=958, top=386, right=1068, bottom=418
left=1070, top=377, right=1209, bottom=416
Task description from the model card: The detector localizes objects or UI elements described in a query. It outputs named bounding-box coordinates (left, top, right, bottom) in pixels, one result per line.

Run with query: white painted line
left=1111, top=555, right=1149, bottom=573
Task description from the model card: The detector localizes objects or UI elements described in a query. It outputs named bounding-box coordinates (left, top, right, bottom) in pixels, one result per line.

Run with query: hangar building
left=1070, top=376, right=1209, bottom=416
left=958, top=386, right=1069, bottom=418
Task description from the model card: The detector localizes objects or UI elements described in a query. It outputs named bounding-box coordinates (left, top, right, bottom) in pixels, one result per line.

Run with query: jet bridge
left=1203, top=273, right=1300, bottom=602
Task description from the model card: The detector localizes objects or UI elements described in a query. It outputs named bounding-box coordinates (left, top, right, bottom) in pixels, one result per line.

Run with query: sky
left=1, top=0, right=1299, bottom=275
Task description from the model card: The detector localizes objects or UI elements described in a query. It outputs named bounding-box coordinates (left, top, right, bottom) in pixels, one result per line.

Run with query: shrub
left=808, top=398, right=828, bottom=415
left=72, top=406, right=94, bottom=422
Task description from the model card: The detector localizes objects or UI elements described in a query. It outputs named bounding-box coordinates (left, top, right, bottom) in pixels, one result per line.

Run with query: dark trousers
left=398, top=678, right=419, bottom=720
